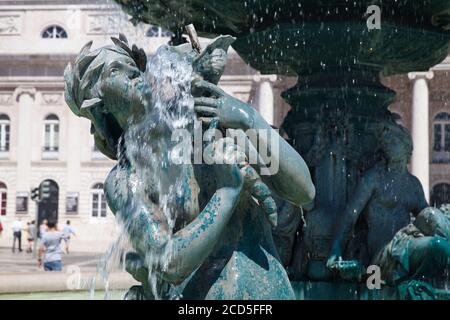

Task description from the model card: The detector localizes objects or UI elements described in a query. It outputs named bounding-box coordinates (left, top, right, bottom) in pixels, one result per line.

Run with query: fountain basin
left=116, top=0, right=450, bottom=74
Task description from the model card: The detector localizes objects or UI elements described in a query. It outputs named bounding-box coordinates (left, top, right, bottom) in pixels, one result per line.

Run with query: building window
left=0, top=182, right=6, bottom=216
left=42, top=114, right=59, bottom=159
left=91, top=183, right=107, bottom=218
left=432, top=112, right=450, bottom=163
left=146, top=25, right=173, bottom=38
left=0, top=114, right=10, bottom=156
left=431, top=183, right=450, bottom=207
left=42, top=25, right=68, bottom=39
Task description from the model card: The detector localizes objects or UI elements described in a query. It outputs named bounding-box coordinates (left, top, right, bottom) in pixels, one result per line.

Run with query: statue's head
left=64, top=34, right=147, bottom=159
left=378, top=121, right=413, bottom=166
left=415, top=207, right=450, bottom=237
left=65, top=34, right=235, bottom=160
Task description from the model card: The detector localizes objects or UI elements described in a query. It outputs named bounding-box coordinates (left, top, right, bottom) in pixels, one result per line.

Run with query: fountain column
left=255, top=75, right=276, bottom=126
left=408, top=71, right=433, bottom=202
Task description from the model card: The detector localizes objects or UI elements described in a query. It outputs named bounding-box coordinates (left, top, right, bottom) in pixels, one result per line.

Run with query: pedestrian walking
left=61, top=220, right=76, bottom=254
left=38, top=221, right=67, bottom=271
left=11, top=218, right=23, bottom=253
left=27, top=220, right=36, bottom=253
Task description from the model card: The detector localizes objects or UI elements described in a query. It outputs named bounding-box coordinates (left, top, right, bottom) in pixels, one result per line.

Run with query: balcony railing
left=42, top=146, right=59, bottom=160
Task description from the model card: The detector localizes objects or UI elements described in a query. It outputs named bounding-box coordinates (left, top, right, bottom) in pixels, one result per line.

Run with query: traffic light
left=30, top=188, right=40, bottom=201
left=40, top=181, right=51, bottom=200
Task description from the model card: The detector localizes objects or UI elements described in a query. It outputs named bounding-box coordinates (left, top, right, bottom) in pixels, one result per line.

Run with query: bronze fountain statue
left=64, top=34, right=315, bottom=299
left=63, top=0, right=450, bottom=299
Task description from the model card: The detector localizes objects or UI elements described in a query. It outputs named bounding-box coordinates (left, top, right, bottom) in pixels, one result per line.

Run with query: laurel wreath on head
left=63, top=34, right=147, bottom=160
left=64, top=34, right=147, bottom=122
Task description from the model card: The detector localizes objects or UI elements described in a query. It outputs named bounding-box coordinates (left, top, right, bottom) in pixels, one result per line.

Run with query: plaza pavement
left=0, top=246, right=137, bottom=295
left=0, top=246, right=100, bottom=273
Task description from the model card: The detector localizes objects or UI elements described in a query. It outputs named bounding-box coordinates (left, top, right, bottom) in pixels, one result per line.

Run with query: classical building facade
left=0, top=0, right=448, bottom=252
left=0, top=0, right=283, bottom=251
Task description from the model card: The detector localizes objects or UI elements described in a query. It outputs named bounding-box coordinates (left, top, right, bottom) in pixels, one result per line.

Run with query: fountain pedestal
left=281, top=67, right=394, bottom=280
left=227, top=18, right=450, bottom=280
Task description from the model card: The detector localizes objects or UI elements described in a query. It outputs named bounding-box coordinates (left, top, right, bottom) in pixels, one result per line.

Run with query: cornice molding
left=0, top=77, right=64, bottom=89
left=31, top=161, right=67, bottom=168
left=0, top=0, right=110, bottom=6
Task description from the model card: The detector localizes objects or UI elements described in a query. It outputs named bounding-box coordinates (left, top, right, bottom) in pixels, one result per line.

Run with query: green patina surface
left=64, top=32, right=315, bottom=300
left=61, top=0, right=450, bottom=299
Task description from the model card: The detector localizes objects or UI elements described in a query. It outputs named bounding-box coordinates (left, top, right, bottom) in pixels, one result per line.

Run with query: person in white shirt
left=11, top=218, right=23, bottom=253
left=61, top=220, right=76, bottom=254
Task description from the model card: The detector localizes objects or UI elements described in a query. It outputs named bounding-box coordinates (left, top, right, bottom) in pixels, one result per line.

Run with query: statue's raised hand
left=192, top=80, right=255, bottom=131
left=204, top=128, right=278, bottom=227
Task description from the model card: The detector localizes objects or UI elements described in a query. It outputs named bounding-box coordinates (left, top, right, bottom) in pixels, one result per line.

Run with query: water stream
left=94, top=44, right=196, bottom=300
